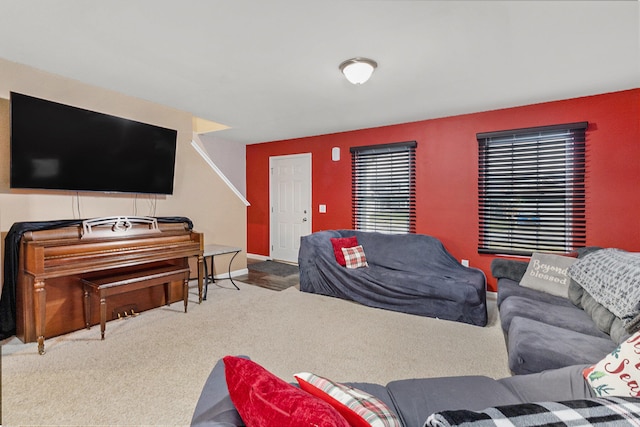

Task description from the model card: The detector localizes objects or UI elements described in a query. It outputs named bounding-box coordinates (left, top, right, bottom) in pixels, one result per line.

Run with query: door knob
left=302, top=218, right=308, bottom=222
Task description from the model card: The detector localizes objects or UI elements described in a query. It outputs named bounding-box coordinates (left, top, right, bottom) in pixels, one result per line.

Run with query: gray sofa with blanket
left=190, top=356, right=613, bottom=427
left=493, top=247, right=638, bottom=375
left=298, top=230, right=488, bottom=326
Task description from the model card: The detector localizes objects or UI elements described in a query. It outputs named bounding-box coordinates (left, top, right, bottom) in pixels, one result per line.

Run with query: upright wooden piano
left=15, top=216, right=203, bottom=354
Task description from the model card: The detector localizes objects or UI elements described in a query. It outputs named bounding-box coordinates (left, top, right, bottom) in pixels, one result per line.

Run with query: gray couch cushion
left=491, top=258, right=528, bottom=283
left=500, top=296, right=610, bottom=338
left=611, top=317, right=632, bottom=344
left=497, top=278, right=576, bottom=308
left=580, top=289, right=617, bottom=334
left=498, top=364, right=594, bottom=402
left=507, top=317, right=617, bottom=375
left=568, top=279, right=584, bottom=307
left=386, top=376, right=521, bottom=427
left=570, top=275, right=629, bottom=341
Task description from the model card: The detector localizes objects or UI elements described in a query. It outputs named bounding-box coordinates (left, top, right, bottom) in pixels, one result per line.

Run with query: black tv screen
left=10, top=92, right=178, bottom=195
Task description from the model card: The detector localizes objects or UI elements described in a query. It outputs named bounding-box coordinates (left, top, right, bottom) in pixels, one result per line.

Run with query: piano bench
left=81, top=265, right=191, bottom=340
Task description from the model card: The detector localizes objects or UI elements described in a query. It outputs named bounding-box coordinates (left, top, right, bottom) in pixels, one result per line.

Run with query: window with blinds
left=351, top=141, right=416, bottom=234
left=477, top=122, right=587, bottom=256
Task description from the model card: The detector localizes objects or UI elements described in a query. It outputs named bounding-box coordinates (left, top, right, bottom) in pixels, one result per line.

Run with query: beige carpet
left=1, top=280, right=510, bottom=426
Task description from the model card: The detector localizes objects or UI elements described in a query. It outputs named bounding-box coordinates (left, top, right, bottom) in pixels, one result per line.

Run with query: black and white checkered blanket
left=424, top=397, right=640, bottom=427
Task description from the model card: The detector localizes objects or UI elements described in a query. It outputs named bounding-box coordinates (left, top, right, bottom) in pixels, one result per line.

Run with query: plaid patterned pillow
left=342, top=245, right=368, bottom=269
left=295, top=372, right=400, bottom=427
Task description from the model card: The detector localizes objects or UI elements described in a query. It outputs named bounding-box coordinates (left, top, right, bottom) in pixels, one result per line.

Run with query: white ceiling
left=0, top=1, right=638, bottom=145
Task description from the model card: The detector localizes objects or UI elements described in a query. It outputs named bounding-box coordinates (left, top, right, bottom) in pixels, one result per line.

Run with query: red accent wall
left=246, top=89, right=640, bottom=291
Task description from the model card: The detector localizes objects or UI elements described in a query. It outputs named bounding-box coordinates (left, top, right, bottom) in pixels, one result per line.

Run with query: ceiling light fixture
left=339, top=57, right=377, bottom=85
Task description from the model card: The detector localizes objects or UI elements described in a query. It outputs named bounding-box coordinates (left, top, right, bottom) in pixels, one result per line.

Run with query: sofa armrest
left=191, top=356, right=248, bottom=427
left=498, top=364, right=594, bottom=402
left=387, top=376, right=522, bottom=427
left=491, top=258, right=528, bottom=282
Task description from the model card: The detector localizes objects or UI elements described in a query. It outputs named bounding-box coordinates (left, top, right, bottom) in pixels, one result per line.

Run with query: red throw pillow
left=330, top=236, right=359, bottom=266
left=223, top=356, right=350, bottom=427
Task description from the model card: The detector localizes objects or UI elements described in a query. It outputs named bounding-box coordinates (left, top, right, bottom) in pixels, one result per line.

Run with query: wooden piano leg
left=164, top=282, right=170, bottom=307
left=197, top=254, right=204, bottom=303
left=100, top=296, right=107, bottom=340
left=34, top=280, right=46, bottom=355
left=83, top=285, right=91, bottom=329
left=183, top=277, right=188, bottom=313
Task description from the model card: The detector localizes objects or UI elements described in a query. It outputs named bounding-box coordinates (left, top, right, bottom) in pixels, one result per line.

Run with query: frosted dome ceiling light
left=339, top=58, right=377, bottom=85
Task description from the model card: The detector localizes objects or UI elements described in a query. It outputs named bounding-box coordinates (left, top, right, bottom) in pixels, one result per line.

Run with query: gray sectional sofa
left=190, top=247, right=640, bottom=426
left=298, top=230, right=488, bottom=326
left=493, top=248, right=632, bottom=375
left=191, top=356, right=601, bottom=427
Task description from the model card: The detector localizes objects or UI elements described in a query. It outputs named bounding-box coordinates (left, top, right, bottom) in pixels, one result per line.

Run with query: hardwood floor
left=234, top=258, right=300, bottom=291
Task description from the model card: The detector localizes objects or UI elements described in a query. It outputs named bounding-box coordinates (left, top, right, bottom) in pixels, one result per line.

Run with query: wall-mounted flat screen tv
left=10, top=92, right=178, bottom=195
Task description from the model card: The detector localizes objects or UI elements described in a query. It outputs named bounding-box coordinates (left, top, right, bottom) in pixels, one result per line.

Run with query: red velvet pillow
left=223, top=356, right=350, bottom=427
left=330, top=236, right=359, bottom=266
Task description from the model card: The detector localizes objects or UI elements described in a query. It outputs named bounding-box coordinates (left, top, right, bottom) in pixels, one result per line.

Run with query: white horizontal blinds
left=477, top=122, right=588, bottom=256
left=351, top=141, right=417, bottom=234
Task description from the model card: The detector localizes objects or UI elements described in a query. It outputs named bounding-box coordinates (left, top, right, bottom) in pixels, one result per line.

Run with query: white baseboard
left=247, top=253, right=270, bottom=261
left=214, top=268, right=248, bottom=279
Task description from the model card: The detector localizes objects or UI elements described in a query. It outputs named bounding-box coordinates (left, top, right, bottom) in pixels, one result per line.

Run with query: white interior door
left=270, top=154, right=312, bottom=263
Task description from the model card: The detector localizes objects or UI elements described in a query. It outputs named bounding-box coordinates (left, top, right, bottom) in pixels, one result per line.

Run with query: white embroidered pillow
left=584, top=331, right=640, bottom=397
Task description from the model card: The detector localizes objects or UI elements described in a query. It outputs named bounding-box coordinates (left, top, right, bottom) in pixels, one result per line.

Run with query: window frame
left=477, top=122, right=588, bottom=256
left=350, top=141, right=417, bottom=234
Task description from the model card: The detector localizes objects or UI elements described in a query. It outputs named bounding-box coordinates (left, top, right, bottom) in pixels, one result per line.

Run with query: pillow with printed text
left=520, top=252, right=576, bottom=298
left=584, top=331, right=640, bottom=397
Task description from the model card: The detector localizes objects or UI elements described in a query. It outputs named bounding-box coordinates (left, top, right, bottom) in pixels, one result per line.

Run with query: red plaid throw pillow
left=295, top=372, right=401, bottom=427
left=341, top=245, right=368, bottom=269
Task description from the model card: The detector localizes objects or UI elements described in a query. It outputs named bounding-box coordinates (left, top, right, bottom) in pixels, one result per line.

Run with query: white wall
left=0, top=58, right=247, bottom=284
left=199, top=133, right=247, bottom=197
